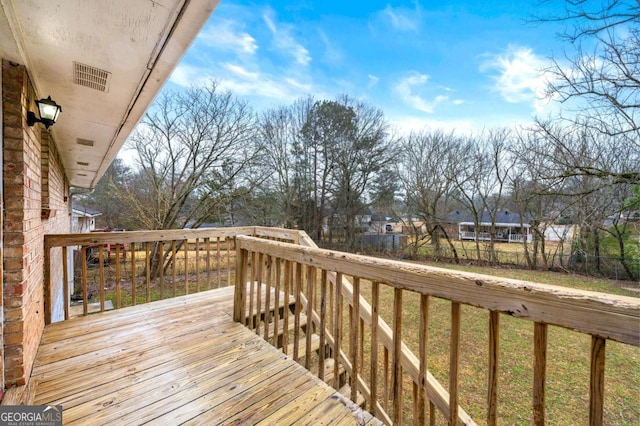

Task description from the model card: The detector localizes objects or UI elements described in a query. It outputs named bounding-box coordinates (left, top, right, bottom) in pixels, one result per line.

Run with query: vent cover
left=73, top=62, right=111, bottom=92
left=76, top=138, right=95, bottom=147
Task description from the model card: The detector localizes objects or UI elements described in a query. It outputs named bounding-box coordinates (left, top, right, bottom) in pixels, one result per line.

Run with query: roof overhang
left=1, top=0, right=219, bottom=188
left=459, top=222, right=530, bottom=228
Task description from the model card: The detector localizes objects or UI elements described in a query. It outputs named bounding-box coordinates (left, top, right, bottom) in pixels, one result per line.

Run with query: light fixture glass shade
left=36, top=96, right=62, bottom=123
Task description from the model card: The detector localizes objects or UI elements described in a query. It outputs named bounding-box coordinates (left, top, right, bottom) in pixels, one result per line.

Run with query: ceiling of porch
left=0, top=0, right=219, bottom=188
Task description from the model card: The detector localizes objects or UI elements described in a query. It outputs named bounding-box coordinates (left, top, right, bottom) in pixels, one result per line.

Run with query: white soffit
left=0, top=0, right=219, bottom=188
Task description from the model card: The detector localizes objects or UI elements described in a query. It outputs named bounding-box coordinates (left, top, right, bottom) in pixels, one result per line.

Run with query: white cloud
left=379, top=3, right=422, bottom=32
left=319, top=30, right=344, bottom=65
left=198, top=19, right=258, bottom=55
left=394, top=72, right=449, bottom=113
left=169, top=62, right=313, bottom=108
left=263, top=9, right=311, bottom=66
left=368, top=74, right=380, bottom=88
left=480, top=45, right=555, bottom=112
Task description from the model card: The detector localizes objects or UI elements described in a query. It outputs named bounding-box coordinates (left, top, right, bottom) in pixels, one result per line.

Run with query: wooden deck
left=7, top=287, right=381, bottom=425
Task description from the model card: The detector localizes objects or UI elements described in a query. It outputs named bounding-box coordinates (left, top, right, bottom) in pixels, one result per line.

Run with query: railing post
left=533, top=322, right=548, bottom=425
left=43, top=240, right=52, bottom=325
left=233, top=243, right=248, bottom=323
left=589, top=336, right=606, bottom=426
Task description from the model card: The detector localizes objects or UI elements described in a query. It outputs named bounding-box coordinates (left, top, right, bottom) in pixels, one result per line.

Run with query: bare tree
left=118, top=82, right=259, bottom=277
left=121, top=82, right=258, bottom=231
left=397, top=130, right=467, bottom=261
left=536, top=1, right=639, bottom=182
left=328, top=96, right=397, bottom=250
left=258, top=98, right=313, bottom=228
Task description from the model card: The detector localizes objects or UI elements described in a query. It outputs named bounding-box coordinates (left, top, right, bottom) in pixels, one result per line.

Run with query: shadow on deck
left=5, top=287, right=380, bottom=425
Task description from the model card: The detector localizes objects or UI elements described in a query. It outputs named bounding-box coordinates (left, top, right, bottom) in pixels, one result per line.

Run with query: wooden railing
left=43, top=226, right=300, bottom=323
left=233, top=234, right=640, bottom=425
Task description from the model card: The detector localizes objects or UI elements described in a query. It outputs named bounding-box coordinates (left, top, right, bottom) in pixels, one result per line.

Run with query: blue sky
left=168, top=0, right=571, bottom=133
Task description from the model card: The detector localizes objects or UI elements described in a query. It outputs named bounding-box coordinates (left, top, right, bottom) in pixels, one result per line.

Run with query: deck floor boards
left=17, top=286, right=380, bottom=425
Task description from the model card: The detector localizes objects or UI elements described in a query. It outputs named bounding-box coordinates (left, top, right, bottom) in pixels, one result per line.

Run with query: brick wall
left=2, top=60, right=70, bottom=387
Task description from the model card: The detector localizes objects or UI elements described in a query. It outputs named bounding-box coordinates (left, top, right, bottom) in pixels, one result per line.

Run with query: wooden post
left=351, top=277, right=361, bottom=403
left=533, top=322, right=548, bottom=426
left=449, top=302, right=461, bottom=425
left=487, top=310, right=500, bottom=426
left=370, top=281, right=380, bottom=416
left=589, top=336, right=606, bottom=426
left=81, top=246, right=88, bottom=315
left=255, top=253, right=264, bottom=336
left=145, top=242, right=151, bottom=303
left=158, top=241, right=164, bottom=299
left=62, top=246, right=69, bottom=320
left=318, top=269, right=328, bottom=381
left=233, top=246, right=248, bottom=323
left=44, top=242, right=52, bottom=324
left=305, top=265, right=316, bottom=370
left=99, top=246, right=105, bottom=311
left=131, top=242, right=136, bottom=306
left=393, top=288, right=403, bottom=425
left=264, top=255, right=273, bottom=342
left=334, top=272, right=343, bottom=388
left=115, top=244, right=122, bottom=308
left=418, top=294, right=430, bottom=425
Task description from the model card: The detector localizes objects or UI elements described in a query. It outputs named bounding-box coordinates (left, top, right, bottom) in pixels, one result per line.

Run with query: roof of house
left=72, top=203, right=102, bottom=218
left=448, top=210, right=529, bottom=225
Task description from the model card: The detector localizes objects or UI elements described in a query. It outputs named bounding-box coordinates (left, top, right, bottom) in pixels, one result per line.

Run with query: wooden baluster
left=115, top=244, right=122, bottom=309
left=248, top=252, right=256, bottom=329
left=217, top=237, right=222, bottom=288
left=392, top=288, right=403, bottom=425
left=98, top=245, right=105, bottom=311
left=145, top=242, right=151, bottom=303
left=318, top=270, right=328, bottom=381
left=429, top=402, right=436, bottom=426
left=195, top=238, right=200, bottom=292
left=130, top=242, right=137, bottom=305
left=351, top=277, right=361, bottom=403
left=205, top=238, right=211, bottom=290
left=255, top=253, right=264, bottom=336
left=360, top=317, right=365, bottom=375
left=384, top=347, right=390, bottom=413
left=226, top=237, right=232, bottom=285
left=282, top=259, right=292, bottom=355
left=329, top=273, right=334, bottom=347
left=418, top=294, right=430, bottom=425
left=158, top=241, right=164, bottom=299
left=334, top=272, right=343, bottom=388
left=264, top=255, right=272, bottom=342
left=62, top=246, right=69, bottom=320
left=533, top=322, right=548, bottom=426
left=81, top=246, right=88, bottom=315
left=590, top=336, right=606, bottom=426
left=370, top=281, right=380, bottom=416
left=305, top=265, right=316, bottom=370
left=449, top=302, right=461, bottom=425
left=488, top=310, right=500, bottom=426
left=293, top=262, right=303, bottom=362
left=274, top=258, right=282, bottom=349
left=170, top=241, right=176, bottom=297
left=183, top=239, right=189, bottom=294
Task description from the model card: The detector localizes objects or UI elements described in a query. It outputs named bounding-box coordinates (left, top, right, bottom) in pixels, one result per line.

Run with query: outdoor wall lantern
left=27, top=96, right=62, bottom=128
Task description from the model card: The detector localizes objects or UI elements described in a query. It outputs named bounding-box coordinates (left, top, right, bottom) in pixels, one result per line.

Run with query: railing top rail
left=44, top=226, right=301, bottom=248
left=236, top=235, right=640, bottom=346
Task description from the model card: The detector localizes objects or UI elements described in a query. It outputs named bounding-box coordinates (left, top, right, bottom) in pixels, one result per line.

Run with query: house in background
left=0, top=0, right=217, bottom=390
left=448, top=210, right=532, bottom=243
left=71, top=203, right=102, bottom=234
